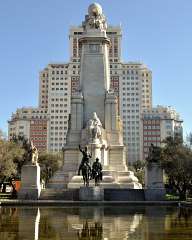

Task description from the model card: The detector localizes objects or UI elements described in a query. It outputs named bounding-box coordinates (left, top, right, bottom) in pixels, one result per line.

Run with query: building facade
left=8, top=108, right=48, bottom=151
left=142, top=105, right=183, bottom=160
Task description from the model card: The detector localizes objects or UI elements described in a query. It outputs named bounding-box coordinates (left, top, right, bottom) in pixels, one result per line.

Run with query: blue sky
left=0, top=0, right=192, bottom=137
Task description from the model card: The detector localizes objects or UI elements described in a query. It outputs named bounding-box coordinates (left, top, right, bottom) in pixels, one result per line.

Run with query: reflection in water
left=35, top=208, right=40, bottom=240
left=77, top=221, right=102, bottom=240
left=165, top=207, right=192, bottom=238
left=0, top=206, right=192, bottom=239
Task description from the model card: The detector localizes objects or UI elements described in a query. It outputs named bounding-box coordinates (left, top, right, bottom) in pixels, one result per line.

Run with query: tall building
left=142, top=105, right=183, bottom=159
left=8, top=3, right=181, bottom=163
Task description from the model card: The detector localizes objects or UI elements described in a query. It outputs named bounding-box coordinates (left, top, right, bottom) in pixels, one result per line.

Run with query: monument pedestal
left=18, top=164, right=41, bottom=200
left=79, top=186, right=104, bottom=201
left=68, top=170, right=142, bottom=189
left=145, top=163, right=165, bottom=201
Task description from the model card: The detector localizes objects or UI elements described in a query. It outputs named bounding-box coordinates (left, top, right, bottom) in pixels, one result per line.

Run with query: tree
left=38, top=152, right=63, bottom=185
left=0, top=139, right=24, bottom=192
left=160, top=136, right=192, bottom=200
left=186, top=132, right=192, bottom=147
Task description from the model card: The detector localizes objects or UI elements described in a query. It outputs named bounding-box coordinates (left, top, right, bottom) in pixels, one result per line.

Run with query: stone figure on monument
left=92, top=157, right=103, bottom=186
left=82, top=3, right=107, bottom=31
left=86, top=112, right=102, bottom=142
left=23, top=139, right=38, bottom=165
left=31, top=141, right=38, bottom=165
left=146, top=143, right=161, bottom=163
left=78, top=145, right=92, bottom=186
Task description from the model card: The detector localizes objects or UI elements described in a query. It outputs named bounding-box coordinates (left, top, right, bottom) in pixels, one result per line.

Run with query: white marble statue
left=30, top=140, right=38, bottom=165
left=87, top=112, right=102, bottom=141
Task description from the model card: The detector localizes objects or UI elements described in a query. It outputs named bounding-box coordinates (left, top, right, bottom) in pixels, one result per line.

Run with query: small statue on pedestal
left=146, top=143, right=161, bottom=164
left=23, top=139, right=38, bottom=165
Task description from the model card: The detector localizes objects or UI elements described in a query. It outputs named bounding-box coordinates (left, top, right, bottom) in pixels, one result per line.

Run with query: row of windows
left=123, top=136, right=140, bottom=141
left=122, top=109, right=140, bottom=113
left=51, top=82, right=67, bottom=86
left=31, top=137, right=47, bottom=141
left=143, top=120, right=160, bottom=124
left=144, top=142, right=161, bottom=147
left=125, top=131, right=140, bottom=136
left=51, top=88, right=68, bottom=91
left=51, top=98, right=68, bottom=102
left=50, top=116, right=68, bottom=119
left=143, top=125, right=160, bottom=129
left=51, top=104, right=68, bottom=107
left=30, top=126, right=47, bottom=130
left=122, top=82, right=139, bottom=86
left=122, top=98, right=140, bottom=101
left=50, top=138, right=65, bottom=141
left=50, top=126, right=68, bottom=130
left=122, top=70, right=138, bottom=75
left=31, top=132, right=47, bottom=136
left=51, top=77, right=68, bottom=81
left=122, top=93, right=139, bottom=96
left=144, top=137, right=161, bottom=140
left=122, top=104, right=140, bottom=107
left=50, top=121, right=67, bottom=124
left=123, top=121, right=139, bottom=125
left=123, top=115, right=140, bottom=119
left=126, top=142, right=140, bottom=147
left=50, top=132, right=67, bottom=136
left=51, top=110, right=68, bottom=113
left=52, top=70, right=68, bottom=74
left=22, top=116, right=47, bottom=119
left=50, top=143, right=65, bottom=147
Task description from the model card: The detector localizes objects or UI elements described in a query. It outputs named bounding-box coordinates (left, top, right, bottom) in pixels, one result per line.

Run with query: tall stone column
left=79, top=33, right=110, bottom=126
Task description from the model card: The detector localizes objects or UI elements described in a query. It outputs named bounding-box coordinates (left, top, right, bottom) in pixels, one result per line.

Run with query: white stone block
left=18, top=164, right=41, bottom=200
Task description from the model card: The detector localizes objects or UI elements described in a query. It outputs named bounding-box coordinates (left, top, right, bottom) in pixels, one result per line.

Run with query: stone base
left=79, top=187, right=104, bottom=201
left=18, top=188, right=40, bottom=200
left=68, top=170, right=142, bottom=189
left=46, top=170, right=67, bottom=189
left=18, top=164, right=41, bottom=200
left=144, top=188, right=166, bottom=201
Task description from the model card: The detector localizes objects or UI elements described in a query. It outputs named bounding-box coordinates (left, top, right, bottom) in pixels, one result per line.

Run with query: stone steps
left=39, top=189, right=79, bottom=200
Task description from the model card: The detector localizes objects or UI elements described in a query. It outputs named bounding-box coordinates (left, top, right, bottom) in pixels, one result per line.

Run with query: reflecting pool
left=0, top=206, right=192, bottom=239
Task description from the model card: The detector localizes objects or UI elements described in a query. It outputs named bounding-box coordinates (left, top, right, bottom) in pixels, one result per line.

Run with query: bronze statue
left=92, top=158, right=102, bottom=186
left=78, top=145, right=92, bottom=186
left=146, top=143, right=161, bottom=163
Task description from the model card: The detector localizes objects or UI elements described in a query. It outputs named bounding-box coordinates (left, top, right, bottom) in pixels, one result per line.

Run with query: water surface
left=0, top=206, right=192, bottom=240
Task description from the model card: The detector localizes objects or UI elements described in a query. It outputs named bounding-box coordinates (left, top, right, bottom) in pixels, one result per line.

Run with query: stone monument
left=145, top=144, right=165, bottom=200
left=60, top=3, right=141, bottom=190
left=18, top=140, right=41, bottom=200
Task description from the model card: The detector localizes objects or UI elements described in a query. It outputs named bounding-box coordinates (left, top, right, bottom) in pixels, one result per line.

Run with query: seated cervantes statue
left=86, top=112, right=102, bottom=142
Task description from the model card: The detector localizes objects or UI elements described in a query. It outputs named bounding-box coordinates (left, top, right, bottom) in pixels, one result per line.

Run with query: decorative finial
left=82, top=3, right=107, bottom=32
